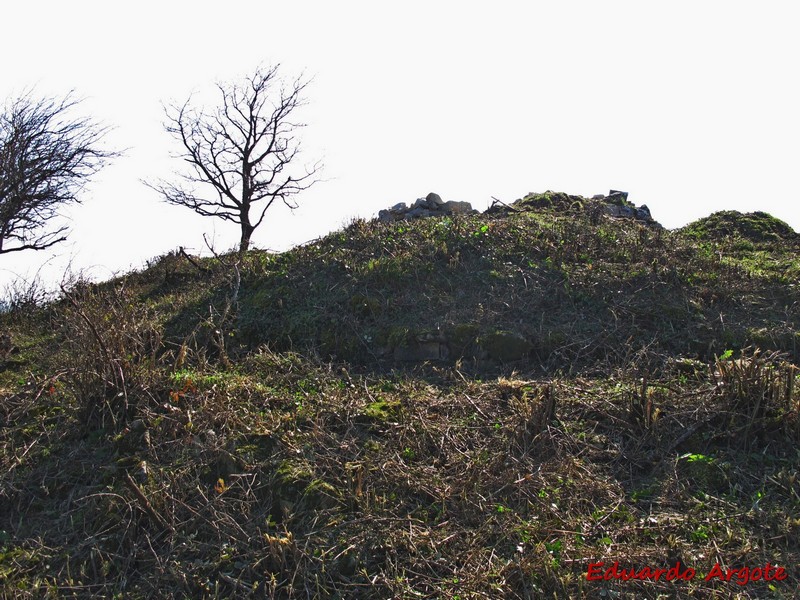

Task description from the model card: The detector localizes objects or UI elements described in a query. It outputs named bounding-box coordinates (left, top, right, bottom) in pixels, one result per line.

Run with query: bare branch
left=147, top=65, right=323, bottom=253
left=0, top=91, right=117, bottom=254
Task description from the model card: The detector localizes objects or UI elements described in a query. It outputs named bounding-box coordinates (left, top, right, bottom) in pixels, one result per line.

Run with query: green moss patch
left=680, top=210, right=798, bottom=243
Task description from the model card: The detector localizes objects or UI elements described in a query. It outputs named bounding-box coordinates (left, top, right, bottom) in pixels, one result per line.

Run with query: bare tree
left=0, top=92, right=116, bottom=255
left=151, top=65, right=322, bottom=253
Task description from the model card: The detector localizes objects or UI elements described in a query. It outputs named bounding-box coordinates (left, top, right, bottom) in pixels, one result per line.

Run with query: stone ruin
left=487, top=190, right=659, bottom=225
left=378, top=192, right=478, bottom=222
left=378, top=190, right=659, bottom=226
left=592, top=190, right=654, bottom=223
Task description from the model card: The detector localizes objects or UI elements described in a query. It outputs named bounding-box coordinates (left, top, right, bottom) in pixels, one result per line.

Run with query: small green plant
left=683, top=453, right=713, bottom=464
left=473, top=224, right=490, bottom=237
left=718, top=349, right=734, bottom=361
left=544, top=539, right=563, bottom=565
left=691, top=525, right=710, bottom=542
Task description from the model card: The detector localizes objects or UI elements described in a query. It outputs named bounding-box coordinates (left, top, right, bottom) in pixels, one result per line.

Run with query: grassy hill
left=1, top=192, right=799, bottom=598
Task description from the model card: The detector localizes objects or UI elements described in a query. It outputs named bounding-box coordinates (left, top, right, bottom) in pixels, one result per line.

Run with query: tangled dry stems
left=2, top=332, right=798, bottom=597
left=1, top=209, right=799, bottom=598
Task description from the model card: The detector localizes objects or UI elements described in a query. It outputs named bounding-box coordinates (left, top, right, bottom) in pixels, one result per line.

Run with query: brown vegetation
left=0, top=198, right=798, bottom=598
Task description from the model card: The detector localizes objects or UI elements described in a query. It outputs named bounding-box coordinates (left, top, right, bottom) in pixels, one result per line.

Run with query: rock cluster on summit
left=378, top=192, right=477, bottom=222
left=377, top=190, right=660, bottom=227
left=596, top=190, right=654, bottom=222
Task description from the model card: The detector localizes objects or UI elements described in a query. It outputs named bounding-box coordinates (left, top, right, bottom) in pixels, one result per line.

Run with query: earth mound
left=680, top=210, right=798, bottom=243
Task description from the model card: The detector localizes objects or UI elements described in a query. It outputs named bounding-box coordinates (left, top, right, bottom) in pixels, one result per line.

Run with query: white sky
left=2, top=1, right=799, bottom=291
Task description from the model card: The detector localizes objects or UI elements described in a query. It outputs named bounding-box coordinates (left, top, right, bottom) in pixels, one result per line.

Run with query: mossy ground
left=679, top=210, right=798, bottom=244
left=1, top=197, right=799, bottom=598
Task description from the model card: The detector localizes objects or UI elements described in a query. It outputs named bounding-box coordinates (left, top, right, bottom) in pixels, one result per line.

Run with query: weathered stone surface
left=601, top=199, right=656, bottom=223
left=407, top=207, right=433, bottom=219
left=480, top=330, right=532, bottom=362
left=394, top=341, right=448, bottom=362
left=426, top=192, right=444, bottom=206
left=383, top=328, right=450, bottom=362
left=607, top=189, right=629, bottom=203
left=585, top=190, right=657, bottom=224
left=377, top=193, right=477, bottom=222
left=604, top=204, right=636, bottom=219
left=443, top=200, right=474, bottom=214
left=481, top=189, right=661, bottom=225
left=445, top=323, right=480, bottom=357
left=378, top=202, right=413, bottom=222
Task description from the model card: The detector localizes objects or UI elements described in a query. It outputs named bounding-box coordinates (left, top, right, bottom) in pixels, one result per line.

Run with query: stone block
left=443, top=200, right=474, bottom=214
left=426, top=192, right=444, bottom=206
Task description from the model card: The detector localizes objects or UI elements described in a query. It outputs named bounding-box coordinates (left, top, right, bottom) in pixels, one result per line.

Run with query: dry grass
left=1, top=344, right=798, bottom=598
left=1, top=201, right=799, bottom=598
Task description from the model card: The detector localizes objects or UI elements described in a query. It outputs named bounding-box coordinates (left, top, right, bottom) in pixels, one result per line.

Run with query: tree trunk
left=239, top=227, right=253, bottom=253
left=238, top=205, right=256, bottom=253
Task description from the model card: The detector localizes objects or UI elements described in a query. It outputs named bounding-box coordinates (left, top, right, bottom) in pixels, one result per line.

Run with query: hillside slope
left=1, top=192, right=798, bottom=599
left=235, top=194, right=799, bottom=370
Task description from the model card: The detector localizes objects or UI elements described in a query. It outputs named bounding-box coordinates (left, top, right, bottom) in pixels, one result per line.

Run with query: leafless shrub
left=59, top=276, right=164, bottom=430
left=712, top=346, right=799, bottom=444
left=172, top=244, right=240, bottom=372
left=502, top=380, right=556, bottom=454
left=1, top=272, right=52, bottom=313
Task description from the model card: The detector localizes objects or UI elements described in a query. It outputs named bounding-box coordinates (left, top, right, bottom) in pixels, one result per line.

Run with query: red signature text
left=586, top=561, right=788, bottom=586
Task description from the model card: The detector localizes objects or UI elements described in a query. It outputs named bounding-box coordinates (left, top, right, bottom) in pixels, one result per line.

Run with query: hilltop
left=1, top=192, right=799, bottom=598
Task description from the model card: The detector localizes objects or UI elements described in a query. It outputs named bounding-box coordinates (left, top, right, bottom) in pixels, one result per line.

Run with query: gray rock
left=406, top=207, right=433, bottom=219
left=480, top=330, right=532, bottom=362
left=443, top=200, right=474, bottom=215
left=608, top=190, right=629, bottom=202
left=602, top=200, right=656, bottom=223
left=376, top=195, right=476, bottom=221
left=426, top=192, right=444, bottom=206
left=604, top=204, right=636, bottom=218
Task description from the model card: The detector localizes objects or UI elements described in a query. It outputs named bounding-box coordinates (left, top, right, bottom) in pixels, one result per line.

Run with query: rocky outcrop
left=603, top=201, right=653, bottom=221
left=379, top=190, right=658, bottom=226
left=485, top=190, right=660, bottom=226
left=393, top=331, right=449, bottom=361
left=478, top=330, right=532, bottom=362
left=600, top=190, right=654, bottom=223
left=378, top=192, right=478, bottom=222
